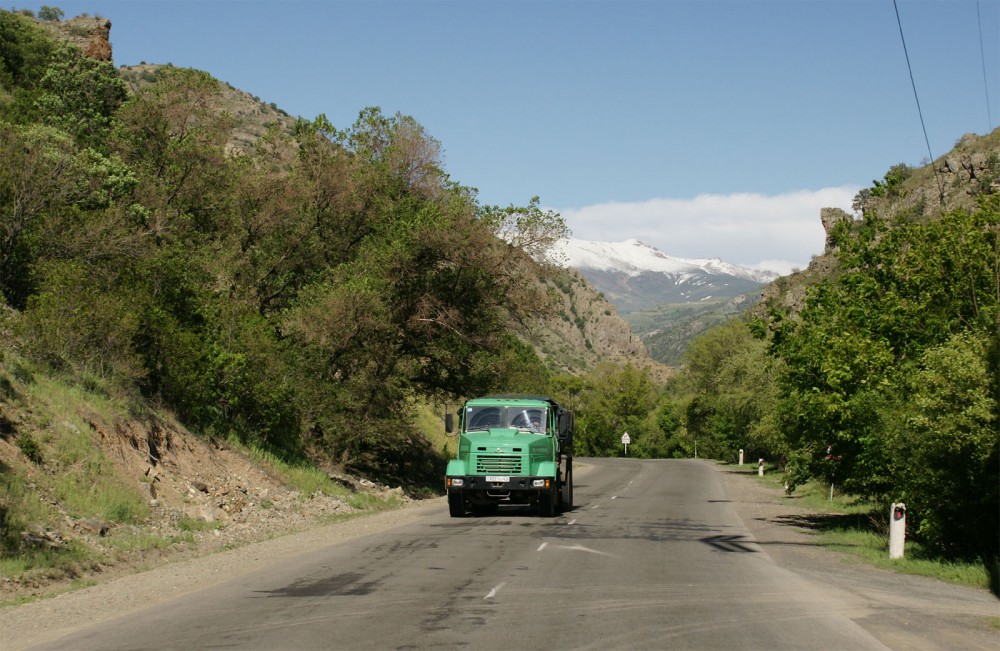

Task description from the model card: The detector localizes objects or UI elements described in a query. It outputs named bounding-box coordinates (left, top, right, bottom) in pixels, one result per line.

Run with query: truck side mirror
left=445, top=413, right=455, bottom=434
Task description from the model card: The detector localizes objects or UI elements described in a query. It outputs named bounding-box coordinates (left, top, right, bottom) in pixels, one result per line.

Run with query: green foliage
left=0, top=11, right=55, bottom=119
left=37, top=6, right=64, bottom=22
left=676, top=318, right=781, bottom=463
left=772, top=196, right=999, bottom=557
left=479, top=195, right=570, bottom=262
left=552, top=363, right=660, bottom=457
left=15, top=432, right=43, bottom=463
left=898, top=331, right=998, bottom=558
left=33, top=43, right=126, bottom=149
left=18, top=260, right=144, bottom=384
left=869, top=163, right=912, bottom=199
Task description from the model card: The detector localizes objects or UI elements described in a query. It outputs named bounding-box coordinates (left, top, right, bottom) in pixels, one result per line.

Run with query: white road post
left=739, top=449, right=744, bottom=465
left=889, top=502, right=906, bottom=559
left=758, top=458, right=765, bottom=477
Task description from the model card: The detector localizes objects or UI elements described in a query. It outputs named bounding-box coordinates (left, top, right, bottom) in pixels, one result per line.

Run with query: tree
left=0, top=124, right=79, bottom=306
left=37, top=6, right=64, bottom=22
left=479, top=196, right=569, bottom=263
left=897, top=331, right=998, bottom=558
left=678, top=318, right=780, bottom=463
left=568, top=363, right=659, bottom=457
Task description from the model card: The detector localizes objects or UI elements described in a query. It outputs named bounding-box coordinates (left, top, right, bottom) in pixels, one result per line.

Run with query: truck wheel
left=538, top=490, right=557, bottom=517
left=448, top=491, right=466, bottom=517
left=560, top=462, right=573, bottom=512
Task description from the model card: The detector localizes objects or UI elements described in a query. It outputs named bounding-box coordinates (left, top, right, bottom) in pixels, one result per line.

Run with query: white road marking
left=484, top=582, right=506, bottom=600
left=611, top=495, right=618, bottom=500
left=568, top=519, right=577, bottom=525
left=537, top=542, right=548, bottom=552
left=553, top=544, right=617, bottom=557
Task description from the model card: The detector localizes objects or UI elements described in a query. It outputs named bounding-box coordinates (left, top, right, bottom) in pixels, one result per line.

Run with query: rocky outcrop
left=755, top=127, right=999, bottom=325
left=39, top=15, right=114, bottom=62
left=820, top=207, right=852, bottom=255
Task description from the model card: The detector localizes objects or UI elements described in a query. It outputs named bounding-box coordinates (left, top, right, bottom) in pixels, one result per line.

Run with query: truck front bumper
left=446, top=476, right=553, bottom=492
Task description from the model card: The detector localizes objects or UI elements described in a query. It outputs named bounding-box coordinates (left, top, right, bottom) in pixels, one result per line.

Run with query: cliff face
left=515, top=267, right=670, bottom=379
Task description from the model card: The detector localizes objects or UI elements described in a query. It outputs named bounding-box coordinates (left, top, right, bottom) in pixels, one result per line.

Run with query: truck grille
left=476, top=455, right=522, bottom=474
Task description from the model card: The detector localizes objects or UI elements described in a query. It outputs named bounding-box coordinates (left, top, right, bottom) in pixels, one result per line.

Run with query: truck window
left=509, top=408, right=546, bottom=433
left=466, top=407, right=502, bottom=431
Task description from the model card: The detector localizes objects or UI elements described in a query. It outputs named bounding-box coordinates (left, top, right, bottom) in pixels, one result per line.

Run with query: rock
left=328, top=474, right=358, bottom=492
left=21, top=524, right=65, bottom=548
left=78, top=518, right=110, bottom=536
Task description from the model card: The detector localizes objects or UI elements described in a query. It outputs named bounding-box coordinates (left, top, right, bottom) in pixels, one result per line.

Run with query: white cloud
left=555, top=187, right=858, bottom=274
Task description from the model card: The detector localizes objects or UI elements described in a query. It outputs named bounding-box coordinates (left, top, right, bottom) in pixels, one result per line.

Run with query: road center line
left=484, top=582, right=506, bottom=600
left=537, top=542, right=548, bottom=552
left=568, top=518, right=577, bottom=525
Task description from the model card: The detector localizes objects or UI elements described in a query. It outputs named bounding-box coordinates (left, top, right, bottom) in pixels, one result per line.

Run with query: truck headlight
left=448, top=478, right=464, bottom=488
left=532, top=479, right=548, bottom=488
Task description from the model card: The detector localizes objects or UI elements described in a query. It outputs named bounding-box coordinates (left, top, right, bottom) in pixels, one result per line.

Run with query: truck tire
left=538, top=489, right=557, bottom=517
left=448, top=491, right=466, bottom=517
left=560, top=461, right=573, bottom=512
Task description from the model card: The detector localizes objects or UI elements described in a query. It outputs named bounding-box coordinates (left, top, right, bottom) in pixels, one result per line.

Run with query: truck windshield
left=465, top=406, right=547, bottom=434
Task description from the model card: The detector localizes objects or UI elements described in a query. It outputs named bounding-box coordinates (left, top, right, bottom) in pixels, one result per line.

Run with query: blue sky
left=14, top=0, right=1000, bottom=273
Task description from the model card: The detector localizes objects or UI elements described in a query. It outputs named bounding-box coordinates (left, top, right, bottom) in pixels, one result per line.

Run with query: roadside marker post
left=889, top=503, right=906, bottom=559
left=621, top=431, right=631, bottom=456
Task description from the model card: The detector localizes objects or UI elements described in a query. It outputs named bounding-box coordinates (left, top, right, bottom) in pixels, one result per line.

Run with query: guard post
left=889, top=502, right=906, bottom=559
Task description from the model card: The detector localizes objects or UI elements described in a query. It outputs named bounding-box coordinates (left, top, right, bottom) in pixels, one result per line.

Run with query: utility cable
left=893, top=0, right=945, bottom=206
left=977, top=0, right=994, bottom=132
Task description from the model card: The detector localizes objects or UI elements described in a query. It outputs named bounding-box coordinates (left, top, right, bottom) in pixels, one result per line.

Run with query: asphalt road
left=34, top=458, right=896, bottom=650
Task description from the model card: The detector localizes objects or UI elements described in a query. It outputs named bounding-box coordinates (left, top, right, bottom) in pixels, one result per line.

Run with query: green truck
left=444, top=394, right=574, bottom=517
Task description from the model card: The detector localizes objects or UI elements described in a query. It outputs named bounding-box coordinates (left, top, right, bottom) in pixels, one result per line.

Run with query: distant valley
left=553, top=238, right=779, bottom=365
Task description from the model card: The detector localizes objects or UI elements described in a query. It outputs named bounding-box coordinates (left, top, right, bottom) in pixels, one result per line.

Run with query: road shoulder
left=716, top=462, right=999, bottom=651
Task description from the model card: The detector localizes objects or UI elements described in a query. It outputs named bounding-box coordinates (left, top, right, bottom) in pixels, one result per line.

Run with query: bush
left=16, top=432, right=43, bottom=464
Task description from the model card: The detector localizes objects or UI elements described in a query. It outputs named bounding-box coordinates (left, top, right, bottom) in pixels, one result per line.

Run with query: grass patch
left=0, top=354, right=151, bottom=585
left=240, top=443, right=351, bottom=499
left=754, top=472, right=992, bottom=591
left=413, top=399, right=458, bottom=459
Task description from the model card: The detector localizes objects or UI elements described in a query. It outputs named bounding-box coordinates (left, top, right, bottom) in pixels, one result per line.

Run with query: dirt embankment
left=1, top=413, right=412, bottom=604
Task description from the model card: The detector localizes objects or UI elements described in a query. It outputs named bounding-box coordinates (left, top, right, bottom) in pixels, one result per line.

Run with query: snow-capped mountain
left=551, top=238, right=779, bottom=313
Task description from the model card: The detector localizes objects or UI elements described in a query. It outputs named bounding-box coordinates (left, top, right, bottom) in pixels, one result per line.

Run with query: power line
left=892, top=0, right=945, bottom=206
left=977, top=0, right=994, bottom=132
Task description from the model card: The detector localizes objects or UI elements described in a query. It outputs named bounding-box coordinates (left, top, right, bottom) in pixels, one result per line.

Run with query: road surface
left=23, top=458, right=927, bottom=650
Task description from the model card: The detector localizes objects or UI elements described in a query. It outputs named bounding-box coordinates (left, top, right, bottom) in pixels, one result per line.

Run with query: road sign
left=621, top=432, right=631, bottom=444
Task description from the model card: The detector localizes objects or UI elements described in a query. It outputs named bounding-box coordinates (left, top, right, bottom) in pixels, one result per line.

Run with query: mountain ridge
left=553, top=238, right=780, bottom=285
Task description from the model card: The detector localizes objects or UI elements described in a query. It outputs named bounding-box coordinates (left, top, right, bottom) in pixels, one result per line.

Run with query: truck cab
left=445, top=395, right=573, bottom=517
